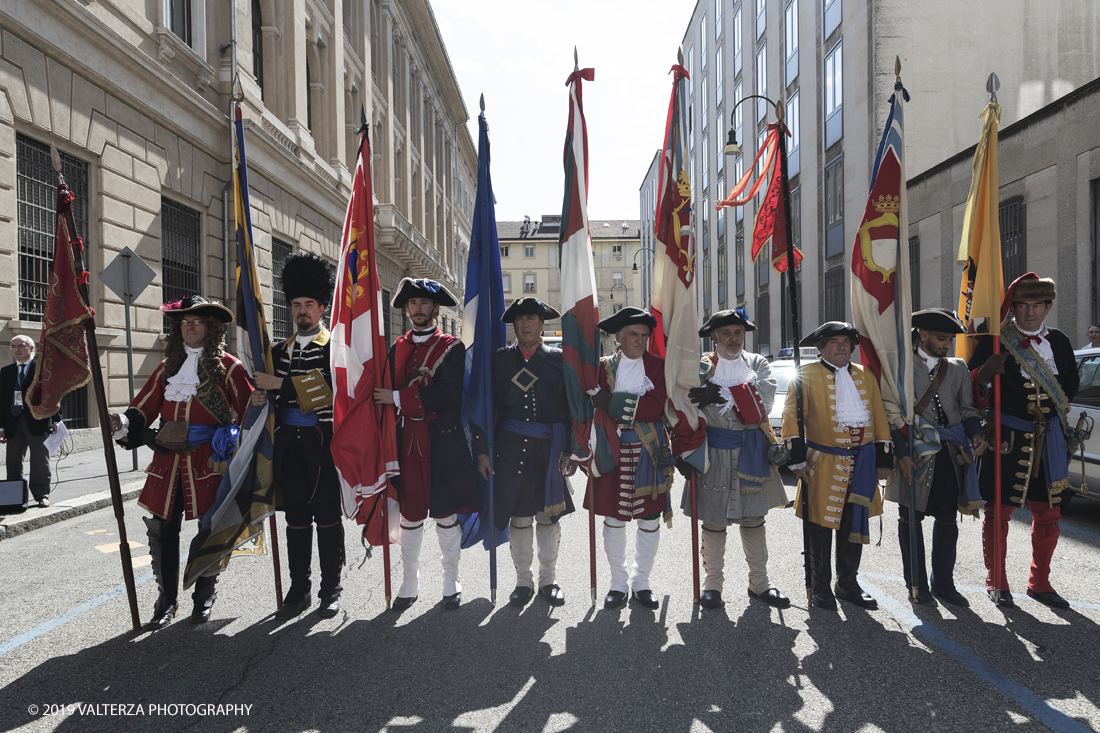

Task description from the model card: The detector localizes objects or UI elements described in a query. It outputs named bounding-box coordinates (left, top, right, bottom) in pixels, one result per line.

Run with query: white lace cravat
left=614, top=354, right=653, bottom=396
left=824, top=359, right=870, bottom=428
left=709, top=354, right=756, bottom=416
left=916, top=347, right=939, bottom=374
left=164, top=345, right=204, bottom=403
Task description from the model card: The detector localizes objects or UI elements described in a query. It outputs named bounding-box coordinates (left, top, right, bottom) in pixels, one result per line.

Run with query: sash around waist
left=503, top=419, right=554, bottom=440
left=278, top=407, right=320, bottom=427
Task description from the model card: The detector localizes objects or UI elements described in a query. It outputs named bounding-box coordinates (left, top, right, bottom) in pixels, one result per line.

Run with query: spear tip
left=987, top=72, right=1000, bottom=101
left=677, top=46, right=684, bottom=66
left=574, top=46, right=579, bottom=71
left=49, top=143, right=62, bottom=174
left=480, top=93, right=485, bottom=113
left=894, top=55, right=901, bottom=80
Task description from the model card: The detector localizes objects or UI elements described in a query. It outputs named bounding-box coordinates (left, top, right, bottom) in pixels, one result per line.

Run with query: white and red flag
left=850, top=82, right=913, bottom=429
left=330, top=131, right=400, bottom=526
left=649, top=63, right=702, bottom=443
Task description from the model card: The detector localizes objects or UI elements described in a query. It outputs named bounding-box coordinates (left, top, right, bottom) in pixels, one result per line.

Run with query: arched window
left=252, top=0, right=264, bottom=99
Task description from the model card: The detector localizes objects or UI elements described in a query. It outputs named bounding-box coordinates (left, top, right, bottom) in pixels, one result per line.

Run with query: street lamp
left=631, top=246, right=656, bottom=272
left=724, top=95, right=785, bottom=156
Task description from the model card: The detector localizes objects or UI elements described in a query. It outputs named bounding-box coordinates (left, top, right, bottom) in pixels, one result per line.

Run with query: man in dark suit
left=1, top=336, right=59, bottom=507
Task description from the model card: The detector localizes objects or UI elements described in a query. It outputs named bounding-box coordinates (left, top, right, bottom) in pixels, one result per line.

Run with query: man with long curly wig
left=110, top=296, right=253, bottom=630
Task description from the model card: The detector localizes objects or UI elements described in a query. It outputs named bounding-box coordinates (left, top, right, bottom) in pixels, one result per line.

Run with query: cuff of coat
left=787, top=436, right=807, bottom=464
left=963, top=415, right=983, bottom=440
left=875, top=441, right=893, bottom=468
left=609, top=392, right=638, bottom=423
left=397, top=386, right=425, bottom=418
left=890, top=427, right=911, bottom=460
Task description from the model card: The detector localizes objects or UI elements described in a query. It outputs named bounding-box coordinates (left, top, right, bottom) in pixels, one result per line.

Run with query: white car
left=1068, top=346, right=1100, bottom=502
left=767, top=348, right=817, bottom=432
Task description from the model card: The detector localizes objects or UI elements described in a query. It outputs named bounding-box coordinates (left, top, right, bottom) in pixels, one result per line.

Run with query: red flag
left=27, top=184, right=93, bottom=420
left=330, top=134, right=399, bottom=536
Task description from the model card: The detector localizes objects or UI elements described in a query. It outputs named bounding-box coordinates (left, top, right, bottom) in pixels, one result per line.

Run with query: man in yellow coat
left=782, top=322, right=893, bottom=611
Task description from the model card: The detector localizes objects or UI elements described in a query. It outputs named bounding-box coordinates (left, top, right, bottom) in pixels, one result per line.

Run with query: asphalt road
left=1, top=473, right=1099, bottom=733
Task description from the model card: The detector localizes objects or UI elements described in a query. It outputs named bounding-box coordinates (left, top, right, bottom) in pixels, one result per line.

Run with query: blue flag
left=184, top=104, right=277, bottom=587
left=459, top=112, right=508, bottom=570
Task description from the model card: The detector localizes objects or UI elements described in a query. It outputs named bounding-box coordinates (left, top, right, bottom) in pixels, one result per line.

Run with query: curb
left=0, top=481, right=146, bottom=541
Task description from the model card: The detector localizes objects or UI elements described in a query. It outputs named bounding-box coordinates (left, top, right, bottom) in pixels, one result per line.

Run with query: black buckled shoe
left=318, top=590, right=341, bottom=619
left=1026, top=589, right=1070, bottom=609
left=931, top=586, right=969, bottom=608
left=699, top=589, right=723, bottom=609
left=443, top=592, right=462, bottom=611
left=835, top=584, right=878, bottom=609
left=275, top=592, right=312, bottom=620
left=812, top=590, right=837, bottom=611
left=190, top=576, right=218, bottom=624
left=539, top=584, right=565, bottom=607
left=391, top=595, right=417, bottom=611
left=988, top=589, right=1014, bottom=608
left=632, top=590, right=660, bottom=610
left=509, top=586, right=534, bottom=607
left=910, top=588, right=938, bottom=607
left=604, top=590, right=627, bottom=609
left=749, top=587, right=791, bottom=609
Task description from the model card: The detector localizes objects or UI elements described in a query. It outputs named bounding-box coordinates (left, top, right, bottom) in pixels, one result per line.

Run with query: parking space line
left=862, top=578, right=1093, bottom=733
left=0, top=571, right=154, bottom=658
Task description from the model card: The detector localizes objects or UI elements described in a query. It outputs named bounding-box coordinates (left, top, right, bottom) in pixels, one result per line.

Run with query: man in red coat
left=372, top=278, right=480, bottom=610
left=586, top=307, right=676, bottom=610
left=110, top=296, right=253, bottom=629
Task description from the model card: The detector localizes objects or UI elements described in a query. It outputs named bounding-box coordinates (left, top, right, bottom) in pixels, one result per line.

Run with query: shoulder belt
left=913, top=358, right=948, bottom=417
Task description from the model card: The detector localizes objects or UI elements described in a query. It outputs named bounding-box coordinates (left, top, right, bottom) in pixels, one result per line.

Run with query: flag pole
left=51, top=147, right=141, bottom=632
left=771, top=102, right=811, bottom=604
left=987, top=73, right=1005, bottom=605
left=590, top=317, right=599, bottom=607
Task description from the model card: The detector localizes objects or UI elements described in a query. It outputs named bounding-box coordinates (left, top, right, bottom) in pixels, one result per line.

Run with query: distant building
left=907, top=77, right=1100, bottom=343
left=497, top=215, right=642, bottom=353
left=1, top=0, right=475, bottom=438
left=650, top=0, right=1099, bottom=356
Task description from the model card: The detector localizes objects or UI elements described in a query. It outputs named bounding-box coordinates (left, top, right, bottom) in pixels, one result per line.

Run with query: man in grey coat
left=892, top=309, right=987, bottom=607
left=684, top=309, right=790, bottom=609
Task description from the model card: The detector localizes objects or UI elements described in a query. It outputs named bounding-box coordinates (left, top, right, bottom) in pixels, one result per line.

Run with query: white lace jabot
left=614, top=354, right=653, bottom=396
left=164, top=345, right=204, bottom=403
left=823, top=359, right=870, bottom=428
left=710, top=354, right=757, bottom=416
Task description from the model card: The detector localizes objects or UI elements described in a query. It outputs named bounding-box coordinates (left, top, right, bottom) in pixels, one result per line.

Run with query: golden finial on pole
left=895, top=55, right=902, bottom=83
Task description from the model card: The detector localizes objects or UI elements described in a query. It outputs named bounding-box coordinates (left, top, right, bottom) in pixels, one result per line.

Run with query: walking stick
left=52, top=154, right=141, bottom=631
left=588, top=472, right=597, bottom=606
left=488, top=471, right=497, bottom=606
left=269, top=514, right=283, bottom=608
left=690, top=471, right=700, bottom=603
left=382, top=490, right=392, bottom=609
left=992, top=342, right=1003, bottom=603
left=907, top=429, right=920, bottom=602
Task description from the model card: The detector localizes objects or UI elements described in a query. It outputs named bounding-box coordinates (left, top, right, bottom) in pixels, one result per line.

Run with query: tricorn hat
left=598, top=306, right=657, bottom=334
left=281, top=252, right=335, bottom=307
left=800, top=321, right=859, bottom=348
left=391, top=278, right=458, bottom=309
left=699, top=308, right=756, bottom=337
left=502, top=297, right=560, bottom=323
left=161, top=295, right=234, bottom=324
left=912, top=308, right=965, bottom=334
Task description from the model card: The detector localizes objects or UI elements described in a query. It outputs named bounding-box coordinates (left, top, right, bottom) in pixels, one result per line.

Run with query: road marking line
left=84, top=530, right=108, bottom=535
left=93, top=540, right=144, bottom=553
left=862, top=578, right=1093, bottom=733
left=0, top=571, right=154, bottom=658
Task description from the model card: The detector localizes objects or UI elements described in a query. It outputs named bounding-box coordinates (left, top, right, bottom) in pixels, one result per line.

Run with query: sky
left=432, top=0, right=694, bottom=223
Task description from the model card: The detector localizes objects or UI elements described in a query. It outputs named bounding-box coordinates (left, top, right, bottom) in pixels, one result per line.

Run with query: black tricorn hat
left=800, top=321, right=859, bottom=348
left=912, top=308, right=965, bottom=334
left=161, top=295, right=234, bottom=324
left=598, top=306, right=657, bottom=334
left=281, top=252, right=335, bottom=307
left=502, top=297, right=560, bottom=323
left=699, top=308, right=756, bottom=337
left=391, top=278, right=458, bottom=309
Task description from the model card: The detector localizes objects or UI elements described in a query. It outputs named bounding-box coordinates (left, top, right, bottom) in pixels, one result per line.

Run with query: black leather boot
left=143, top=513, right=182, bottom=630
left=276, top=526, right=314, bottom=619
left=316, top=523, right=345, bottom=619
left=835, top=507, right=876, bottom=609
left=808, top=525, right=836, bottom=610
left=930, top=520, right=968, bottom=607
left=190, top=575, right=219, bottom=623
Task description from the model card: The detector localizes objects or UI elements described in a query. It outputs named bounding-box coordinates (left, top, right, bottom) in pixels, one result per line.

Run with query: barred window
left=161, top=198, right=202, bottom=332
left=824, top=267, right=845, bottom=321
left=1000, top=200, right=1027, bottom=287
left=382, top=288, right=393, bottom=344
left=271, top=239, right=293, bottom=341
left=17, top=135, right=90, bottom=426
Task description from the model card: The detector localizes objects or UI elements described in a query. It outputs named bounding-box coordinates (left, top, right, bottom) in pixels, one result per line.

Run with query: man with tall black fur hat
left=782, top=321, right=893, bottom=611
left=372, top=278, right=481, bottom=610
left=967, top=273, right=1079, bottom=609
left=685, top=308, right=790, bottom=610
left=891, top=309, right=987, bottom=607
left=474, top=297, right=576, bottom=608
left=584, top=307, right=675, bottom=610
left=110, top=296, right=253, bottom=628
left=251, top=252, right=345, bottom=619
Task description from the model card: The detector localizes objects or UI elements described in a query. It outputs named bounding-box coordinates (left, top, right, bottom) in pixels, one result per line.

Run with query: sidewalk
left=0, top=443, right=148, bottom=540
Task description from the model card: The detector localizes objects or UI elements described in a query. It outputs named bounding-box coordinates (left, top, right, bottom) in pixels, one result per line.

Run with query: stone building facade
left=0, top=0, right=476, bottom=439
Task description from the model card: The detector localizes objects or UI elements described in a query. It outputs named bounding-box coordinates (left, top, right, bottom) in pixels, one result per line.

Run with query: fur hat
left=281, top=252, right=336, bottom=307
left=1009, top=274, right=1056, bottom=304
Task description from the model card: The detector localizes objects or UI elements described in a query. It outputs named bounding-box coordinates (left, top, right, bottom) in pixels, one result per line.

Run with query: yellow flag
left=955, top=101, right=1003, bottom=362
